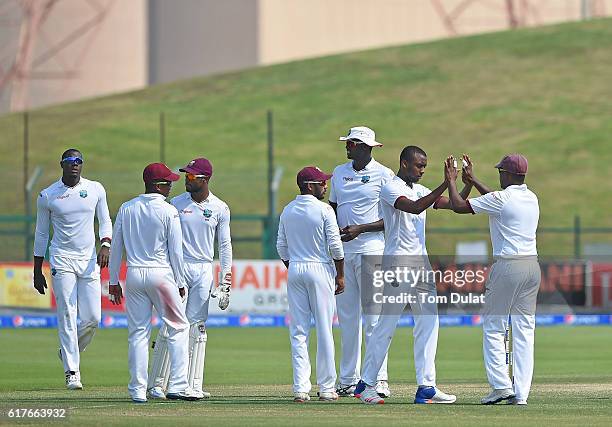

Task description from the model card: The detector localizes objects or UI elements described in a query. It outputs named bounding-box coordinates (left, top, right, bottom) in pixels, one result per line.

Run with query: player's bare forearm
left=472, top=177, right=493, bottom=195
left=340, top=220, right=383, bottom=242
left=329, top=202, right=338, bottom=217
left=460, top=182, right=473, bottom=199
left=33, top=256, right=47, bottom=295
left=333, top=258, right=345, bottom=295
left=394, top=181, right=447, bottom=214
left=433, top=182, right=473, bottom=210
left=448, top=179, right=473, bottom=214
left=33, top=256, right=44, bottom=272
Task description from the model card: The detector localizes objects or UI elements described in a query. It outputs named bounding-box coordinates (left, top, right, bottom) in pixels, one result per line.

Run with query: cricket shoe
left=481, top=388, right=515, bottom=405
left=414, top=386, right=456, bottom=404
left=166, top=387, right=201, bottom=401
left=147, top=386, right=166, bottom=400
left=65, top=371, right=83, bottom=390
left=353, top=380, right=366, bottom=398
left=335, top=383, right=357, bottom=397
left=375, top=380, right=391, bottom=398
left=318, top=391, right=339, bottom=402
left=359, top=385, right=384, bottom=405
left=293, top=392, right=311, bottom=403
left=131, top=396, right=147, bottom=404
left=506, top=397, right=527, bottom=406
left=196, top=389, right=212, bottom=399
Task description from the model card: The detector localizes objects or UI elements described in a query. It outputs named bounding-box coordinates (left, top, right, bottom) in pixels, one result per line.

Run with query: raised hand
left=461, top=154, right=475, bottom=185
left=444, top=156, right=458, bottom=183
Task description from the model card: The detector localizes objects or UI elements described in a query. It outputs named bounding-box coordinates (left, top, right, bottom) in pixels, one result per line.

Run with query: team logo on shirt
left=361, top=175, right=371, bottom=184
left=203, top=209, right=213, bottom=218
left=79, top=190, right=88, bottom=198
left=51, top=268, right=57, bottom=276
left=417, top=192, right=422, bottom=198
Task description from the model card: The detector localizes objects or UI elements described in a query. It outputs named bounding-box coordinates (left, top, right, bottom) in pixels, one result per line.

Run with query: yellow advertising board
left=0, top=263, right=51, bottom=309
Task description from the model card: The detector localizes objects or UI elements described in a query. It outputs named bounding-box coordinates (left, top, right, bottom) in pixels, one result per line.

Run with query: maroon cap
left=495, top=153, right=528, bottom=175
left=143, top=163, right=180, bottom=183
left=297, top=166, right=332, bottom=186
left=179, top=158, right=213, bottom=177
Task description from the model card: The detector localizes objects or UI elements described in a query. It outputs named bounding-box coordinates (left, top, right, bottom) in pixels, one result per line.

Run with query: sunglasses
left=61, top=156, right=83, bottom=165
left=153, top=181, right=172, bottom=186
left=303, top=180, right=326, bottom=185
left=185, top=173, right=208, bottom=181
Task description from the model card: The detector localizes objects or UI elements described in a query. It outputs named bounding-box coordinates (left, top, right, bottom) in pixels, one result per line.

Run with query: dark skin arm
left=109, top=283, right=123, bottom=305
left=461, top=154, right=493, bottom=195
left=97, top=237, right=111, bottom=268
left=431, top=182, right=473, bottom=210
left=394, top=180, right=448, bottom=214
left=333, top=258, right=345, bottom=295
left=33, top=256, right=47, bottom=295
left=445, top=157, right=475, bottom=214
left=329, top=202, right=337, bottom=216
left=340, top=219, right=384, bottom=242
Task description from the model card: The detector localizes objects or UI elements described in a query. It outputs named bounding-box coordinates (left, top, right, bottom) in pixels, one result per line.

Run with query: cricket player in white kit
left=329, top=126, right=394, bottom=398
left=277, top=166, right=345, bottom=403
left=33, top=149, right=112, bottom=390
left=108, top=163, right=197, bottom=403
left=147, top=158, right=232, bottom=400
left=356, top=147, right=462, bottom=405
left=446, top=154, right=540, bottom=405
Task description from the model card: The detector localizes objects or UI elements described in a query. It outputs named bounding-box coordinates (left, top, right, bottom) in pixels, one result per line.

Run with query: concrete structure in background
left=1, top=0, right=610, bottom=113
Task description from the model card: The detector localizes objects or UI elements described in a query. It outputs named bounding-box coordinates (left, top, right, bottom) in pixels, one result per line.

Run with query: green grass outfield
left=0, top=327, right=611, bottom=426
left=2, top=19, right=612, bottom=259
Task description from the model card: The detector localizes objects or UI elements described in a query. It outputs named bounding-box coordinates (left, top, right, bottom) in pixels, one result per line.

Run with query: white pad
left=188, top=322, right=207, bottom=394
left=148, top=324, right=171, bottom=391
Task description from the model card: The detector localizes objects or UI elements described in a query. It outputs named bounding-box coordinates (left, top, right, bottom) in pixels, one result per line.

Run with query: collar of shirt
left=140, top=193, right=167, bottom=201
left=58, top=178, right=83, bottom=189
left=296, top=194, right=317, bottom=201
left=506, top=184, right=527, bottom=191
left=351, top=157, right=376, bottom=173
left=190, top=191, right=214, bottom=205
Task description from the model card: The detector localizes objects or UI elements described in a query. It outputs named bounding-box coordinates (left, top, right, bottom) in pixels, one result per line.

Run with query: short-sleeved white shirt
left=379, top=176, right=432, bottom=256
left=468, top=184, right=539, bottom=257
left=329, top=158, right=394, bottom=254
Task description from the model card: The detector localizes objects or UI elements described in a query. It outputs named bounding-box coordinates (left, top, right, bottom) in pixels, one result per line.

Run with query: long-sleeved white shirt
left=108, top=193, right=185, bottom=288
left=171, top=192, right=232, bottom=273
left=277, top=194, right=344, bottom=264
left=33, top=177, right=112, bottom=259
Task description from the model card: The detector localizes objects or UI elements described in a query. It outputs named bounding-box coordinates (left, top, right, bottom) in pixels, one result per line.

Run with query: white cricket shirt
left=468, top=184, right=539, bottom=257
left=171, top=192, right=232, bottom=273
left=329, top=158, right=394, bottom=254
left=379, top=176, right=433, bottom=256
left=109, top=193, right=185, bottom=287
left=277, top=195, right=344, bottom=264
left=33, top=177, right=112, bottom=259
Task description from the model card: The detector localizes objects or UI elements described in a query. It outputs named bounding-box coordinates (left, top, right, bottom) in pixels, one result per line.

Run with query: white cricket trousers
left=184, top=261, right=213, bottom=324
left=335, top=252, right=388, bottom=385
left=50, top=255, right=101, bottom=374
left=483, top=257, right=540, bottom=402
left=287, top=262, right=337, bottom=394
left=361, top=271, right=439, bottom=388
left=125, top=266, right=190, bottom=399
